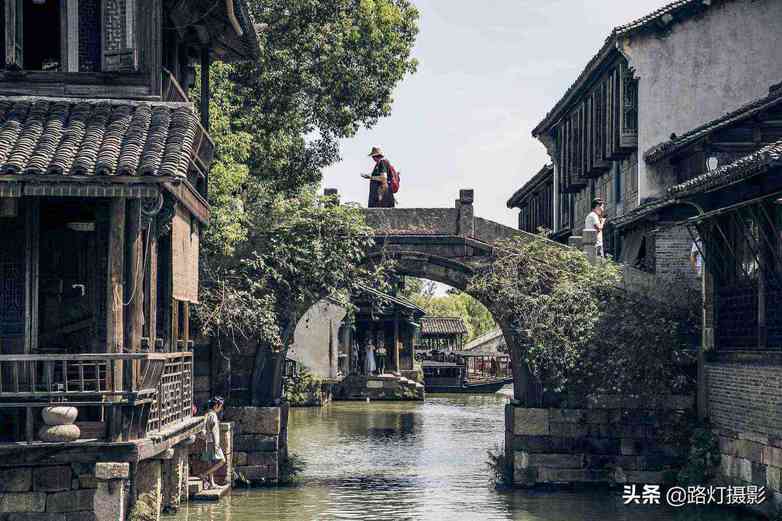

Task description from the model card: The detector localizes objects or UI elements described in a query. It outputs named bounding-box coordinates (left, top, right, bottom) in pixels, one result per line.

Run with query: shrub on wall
left=469, top=236, right=698, bottom=399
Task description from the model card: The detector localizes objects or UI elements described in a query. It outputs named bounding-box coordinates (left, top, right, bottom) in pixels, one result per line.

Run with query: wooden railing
left=0, top=353, right=170, bottom=404
left=146, top=353, right=193, bottom=433
left=0, top=352, right=194, bottom=442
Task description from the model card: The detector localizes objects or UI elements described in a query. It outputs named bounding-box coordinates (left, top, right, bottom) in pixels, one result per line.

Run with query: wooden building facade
left=506, top=164, right=554, bottom=235
left=0, top=2, right=259, bottom=519
left=417, top=316, right=468, bottom=352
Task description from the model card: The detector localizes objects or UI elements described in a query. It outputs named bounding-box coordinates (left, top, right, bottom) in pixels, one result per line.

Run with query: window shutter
left=3, top=0, right=22, bottom=68
left=102, top=0, right=137, bottom=72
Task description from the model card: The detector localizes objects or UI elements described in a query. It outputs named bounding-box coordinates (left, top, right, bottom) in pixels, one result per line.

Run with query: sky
left=321, top=0, right=673, bottom=228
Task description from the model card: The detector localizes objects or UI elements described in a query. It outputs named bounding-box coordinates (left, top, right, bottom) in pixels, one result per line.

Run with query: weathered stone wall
left=506, top=396, right=693, bottom=487
left=223, top=407, right=286, bottom=485
left=289, top=300, right=347, bottom=380
left=0, top=462, right=130, bottom=521
left=362, top=208, right=458, bottom=235
left=705, top=361, right=782, bottom=514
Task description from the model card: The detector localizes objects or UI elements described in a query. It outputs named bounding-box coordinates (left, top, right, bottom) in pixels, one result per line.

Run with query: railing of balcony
left=0, top=352, right=194, bottom=443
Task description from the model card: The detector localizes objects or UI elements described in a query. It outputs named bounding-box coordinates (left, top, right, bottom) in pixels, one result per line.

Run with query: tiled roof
left=0, top=98, right=204, bottom=178
left=506, top=164, right=553, bottom=209
left=533, top=0, right=720, bottom=136
left=668, top=139, right=782, bottom=197
left=420, top=317, right=468, bottom=336
left=645, top=85, right=782, bottom=164
left=609, top=198, right=675, bottom=229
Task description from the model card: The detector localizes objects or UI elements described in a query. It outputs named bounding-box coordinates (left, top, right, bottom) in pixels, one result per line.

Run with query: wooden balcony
left=0, top=352, right=194, bottom=443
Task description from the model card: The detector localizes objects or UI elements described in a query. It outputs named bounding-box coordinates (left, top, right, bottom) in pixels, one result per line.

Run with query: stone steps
left=187, top=478, right=231, bottom=502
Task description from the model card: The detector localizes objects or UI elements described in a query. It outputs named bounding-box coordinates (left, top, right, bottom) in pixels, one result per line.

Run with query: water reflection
left=171, top=393, right=760, bottom=521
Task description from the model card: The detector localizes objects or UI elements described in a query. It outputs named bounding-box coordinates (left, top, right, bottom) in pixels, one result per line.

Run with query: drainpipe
left=225, top=0, right=244, bottom=36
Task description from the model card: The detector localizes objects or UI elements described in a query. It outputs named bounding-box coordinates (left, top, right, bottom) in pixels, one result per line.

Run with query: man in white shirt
left=584, top=198, right=605, bottom=257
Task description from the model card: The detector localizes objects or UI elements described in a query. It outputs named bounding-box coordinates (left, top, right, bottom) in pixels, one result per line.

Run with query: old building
left=527, top=0, right=782, bottom=281
left=0, top=1, right=260, bottom=519
left=506, top=164, right=554, bottom=238
left=658, top=93, right=782, bottom=516
left=418, top=316, right=468, bottom=352
left=335, top=286, right=425, bottom=401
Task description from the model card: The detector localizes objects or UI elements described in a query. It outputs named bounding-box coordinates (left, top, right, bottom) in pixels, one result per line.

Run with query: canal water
left=171, top=393, right=760, bottom=521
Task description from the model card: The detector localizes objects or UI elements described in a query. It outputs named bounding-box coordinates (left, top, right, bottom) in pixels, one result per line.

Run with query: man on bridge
left=361, top=146, right=396, bottom=208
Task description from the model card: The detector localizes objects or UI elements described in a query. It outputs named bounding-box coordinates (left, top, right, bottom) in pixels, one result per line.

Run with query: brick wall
left=655, top=225, right=697, bottom=283
left=706, top=363, right=782, bottom=436
left=707, top=362, right=782, bottom=514
left=79, top=0, right=101, bottom=72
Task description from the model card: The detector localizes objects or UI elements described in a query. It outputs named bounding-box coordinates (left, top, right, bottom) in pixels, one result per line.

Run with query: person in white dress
left=365, top=341, right=377, bottom=375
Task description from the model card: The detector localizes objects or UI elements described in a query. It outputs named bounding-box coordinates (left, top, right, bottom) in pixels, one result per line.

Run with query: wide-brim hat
left=368, top=146, right=384, bottom=157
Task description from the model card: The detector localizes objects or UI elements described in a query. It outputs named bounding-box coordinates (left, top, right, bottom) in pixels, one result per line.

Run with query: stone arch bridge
left=326, top=188, right=547, bottom=405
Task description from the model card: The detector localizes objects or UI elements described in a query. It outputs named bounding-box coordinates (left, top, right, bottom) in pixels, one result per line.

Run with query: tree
left=401, top=277, right=496, bottom=341
left=199, top=0, right=420, bottom=194
left=192, top=0, right=420, bottom=404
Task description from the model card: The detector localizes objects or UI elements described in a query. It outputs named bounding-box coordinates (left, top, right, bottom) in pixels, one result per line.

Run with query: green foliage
left=199, top=0, right=419, bottom=194
left=128, top=493, right=158, bottom=521
left=402, top=278, right=496, bottom=341
left=196, top=192, right=389, bottom=352
left=487, top=443, right=513, bottom=488
left=677, top=424, right=721, bottom=485
left=468, top=237, right=699, bottom=398
left=279, top=453, right=307, bottom=485
left=284, top=367, right=322, bottom=406
left=193, top=0, right=420, bottom=354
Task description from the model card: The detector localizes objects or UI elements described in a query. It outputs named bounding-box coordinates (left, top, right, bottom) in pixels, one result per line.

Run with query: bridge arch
left=330, top=187, right=547, bottom=404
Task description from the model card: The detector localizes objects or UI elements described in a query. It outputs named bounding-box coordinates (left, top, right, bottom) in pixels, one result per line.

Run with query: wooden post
left=107, top=199, right=126, bottom=441
left=145, top=225, right=158, bottom=348
left=125, top=200, right=144, bottom=354
left=393, top=312, right=400, bottom=375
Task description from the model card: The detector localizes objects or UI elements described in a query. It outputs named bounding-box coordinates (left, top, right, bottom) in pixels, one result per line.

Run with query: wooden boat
left=421, top=360, right=512, bottom=393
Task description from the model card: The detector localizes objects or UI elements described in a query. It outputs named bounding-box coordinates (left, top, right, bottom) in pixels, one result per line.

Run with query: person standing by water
left=200, top=396, right=226, bottom=490
left=365, top=340, right=377, bottom=375
left=362, top=146, right=396, bottom=208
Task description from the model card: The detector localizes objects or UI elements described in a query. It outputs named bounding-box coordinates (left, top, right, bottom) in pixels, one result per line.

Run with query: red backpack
left=385, top=160, right=400, bottom=194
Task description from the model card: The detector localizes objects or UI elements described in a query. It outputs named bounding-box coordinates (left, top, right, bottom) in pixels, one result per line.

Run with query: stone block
left=223, top=407, right=281, bottom=435
left=0, top=468, right=32, bottom=492
left=768, top=466, right=781, bottom=492
left=0, top=493, right=46, bottom=513
left=512, top=408, right=549, bottom=436
left=94, top=463, right=129, bottom=481
left=548, top=409, right=584, bottom=423
left=77, top=477, right=98, bottom=490
left=525, top=453, right=584, bottom=469
left=510, top=435, right=576, bottom=454
left=585, top=410, right=609, bottom=424
left=3, top=514, right=66, bottom=521
left=46, top=490, right=95, bottom=513
left=620, top=438, right=639, bottom=456
left=721, top=454, right=737, bottom=478
left=736, top=439, right=763, bottom=463
left=549, top=423, right=587, bottom=438
left=64, top=513, right=97, bottom=521
left=537, top=468, right=609, bottom=483
left=233, top=435, right=278, bottom=453
left=762, top=446, right=782, bottom=468
left=579, top=437, right=620, bottom=455
left=33, top=466, right=71, bottom=492
left=247, top=451, right=278, bottom=467
left=718, top=436, right=738, bottom=457
left=737, top=458, right=753, bottom=483
left=93, top=481, right=126, bottom=521
left=621, top=470, right=669, bottom=484
left=366, top=380, right=384, bottom=389
left=235, top=464, right=278, bottom=482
